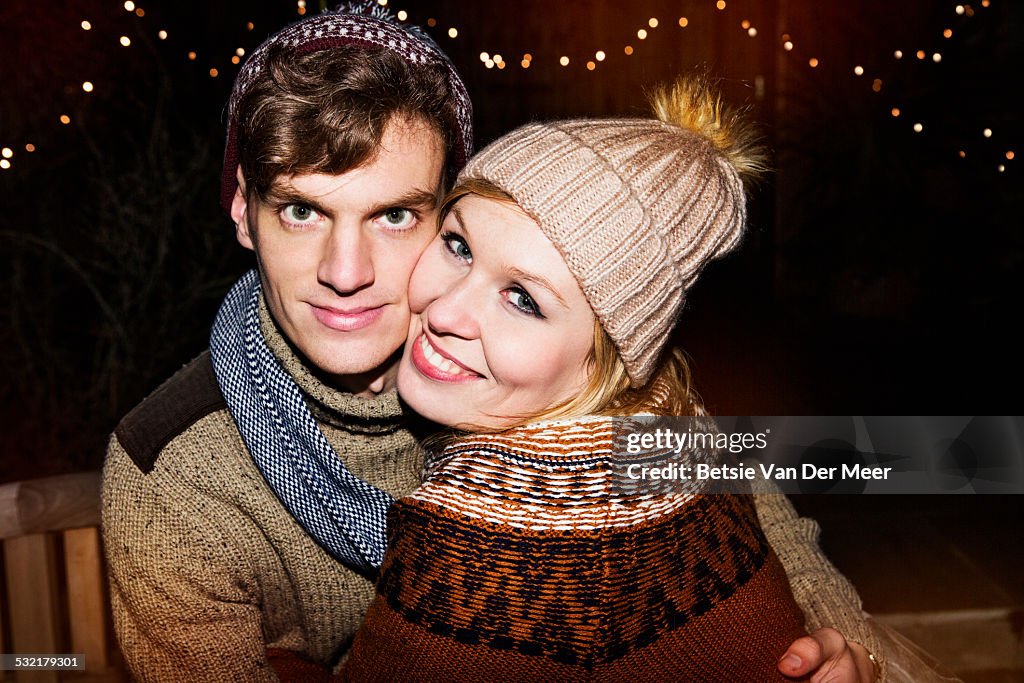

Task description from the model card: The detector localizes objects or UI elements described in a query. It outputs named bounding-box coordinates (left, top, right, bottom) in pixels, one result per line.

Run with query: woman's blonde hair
left=535, top=321, right=705, bottom=421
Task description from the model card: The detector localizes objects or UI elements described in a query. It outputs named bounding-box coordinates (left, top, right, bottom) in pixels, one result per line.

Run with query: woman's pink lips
left=410, top=332, right=481, bottom=384
left=310, top=303, right=384, bottom=331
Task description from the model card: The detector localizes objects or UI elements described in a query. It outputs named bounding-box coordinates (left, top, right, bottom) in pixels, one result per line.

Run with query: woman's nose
left=423, top=276, right=481, bottom=341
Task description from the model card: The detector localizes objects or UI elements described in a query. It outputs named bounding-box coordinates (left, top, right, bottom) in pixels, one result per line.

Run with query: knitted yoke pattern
left=342, top=416, right=806, bottom=682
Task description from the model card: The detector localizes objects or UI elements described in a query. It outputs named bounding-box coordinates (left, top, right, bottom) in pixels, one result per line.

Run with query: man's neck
left=327, top=356, right=400, bottom=398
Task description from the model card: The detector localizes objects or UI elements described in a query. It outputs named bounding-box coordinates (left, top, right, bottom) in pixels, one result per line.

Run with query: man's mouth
left=310, top=303, right=385, bottom=332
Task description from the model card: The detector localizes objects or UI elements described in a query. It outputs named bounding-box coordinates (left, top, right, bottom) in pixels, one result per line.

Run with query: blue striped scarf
left=209, top=270, right=394, bottom=575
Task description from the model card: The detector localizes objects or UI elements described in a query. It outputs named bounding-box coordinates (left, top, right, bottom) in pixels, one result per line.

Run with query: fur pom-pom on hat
left=647, top=72, right=768, bottom=182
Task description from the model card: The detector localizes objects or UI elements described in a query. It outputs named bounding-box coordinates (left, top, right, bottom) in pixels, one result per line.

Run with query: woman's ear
left=230, top=166, right=254, bottom=250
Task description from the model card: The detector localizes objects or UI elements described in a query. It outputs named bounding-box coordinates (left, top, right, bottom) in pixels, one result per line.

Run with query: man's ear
left=231, top=166, right=254, bottom=250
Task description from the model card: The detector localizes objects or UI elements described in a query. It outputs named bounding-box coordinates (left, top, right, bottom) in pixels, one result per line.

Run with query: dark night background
left=1, top=1, right=1022, bottom=675
left=2, top=0, right=1021, bottom=477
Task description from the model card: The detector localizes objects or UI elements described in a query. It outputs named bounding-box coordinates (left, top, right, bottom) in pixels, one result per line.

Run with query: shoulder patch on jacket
left=114, top=351, right=227, bottom=474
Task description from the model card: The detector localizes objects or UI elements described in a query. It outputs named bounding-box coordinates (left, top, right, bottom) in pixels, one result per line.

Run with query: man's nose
left=317, top=224, right=375, bottom=294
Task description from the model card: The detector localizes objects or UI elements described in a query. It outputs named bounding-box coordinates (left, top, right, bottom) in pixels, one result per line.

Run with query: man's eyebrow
left=262, top=186, right=331, bottom=215
left=261, top=186, right=440, bottom=218
left=508, top=266, right=569, bottom=309
left=366, top=188, right=440, bottom=215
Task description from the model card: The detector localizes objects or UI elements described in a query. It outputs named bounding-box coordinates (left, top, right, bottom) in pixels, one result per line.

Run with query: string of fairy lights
left=0, top=1, right=1014, bottom=175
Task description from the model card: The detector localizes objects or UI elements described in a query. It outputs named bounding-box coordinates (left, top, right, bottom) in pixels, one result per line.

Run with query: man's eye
left=378, top=208, right=415, bottom=230
left=281, top=204, right=321, bottom=225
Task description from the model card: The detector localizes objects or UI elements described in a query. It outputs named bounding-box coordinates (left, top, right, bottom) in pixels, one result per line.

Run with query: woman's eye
left=378, top=208, right=416, bottom=230
left=442, top=232, right=472, bottom=262
left=505, top=287, right=543, bottom=318
left=281, top=204, right=321, bottom=226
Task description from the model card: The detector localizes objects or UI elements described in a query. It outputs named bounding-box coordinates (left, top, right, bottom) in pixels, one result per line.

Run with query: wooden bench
left=0, top=472, right=125, bottom=682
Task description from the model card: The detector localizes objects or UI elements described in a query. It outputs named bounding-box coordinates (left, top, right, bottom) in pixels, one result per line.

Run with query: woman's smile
left=410, top=331, right=482, bottom=383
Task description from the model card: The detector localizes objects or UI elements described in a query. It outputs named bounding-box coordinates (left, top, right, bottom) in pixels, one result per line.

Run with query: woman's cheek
left=408, top=246, right=451, bottom=313
left=523, top=335, right=580, bottom=392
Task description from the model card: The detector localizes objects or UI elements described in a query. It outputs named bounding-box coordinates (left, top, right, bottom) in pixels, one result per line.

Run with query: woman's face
left=397, top=194, right=596, bottom=429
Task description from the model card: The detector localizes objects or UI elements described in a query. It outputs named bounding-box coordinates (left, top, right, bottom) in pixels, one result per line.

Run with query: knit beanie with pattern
left=220, top=1, right=473, bottom=213
left=459, top=75, right=764, bottom=387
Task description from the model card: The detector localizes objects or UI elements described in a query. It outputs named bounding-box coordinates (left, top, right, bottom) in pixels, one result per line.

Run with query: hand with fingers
left=779, top=627, right=880, bottom=682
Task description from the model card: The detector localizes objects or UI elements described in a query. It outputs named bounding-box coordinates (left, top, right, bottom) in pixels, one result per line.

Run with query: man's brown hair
left=235, top=44, right=462, bottom=203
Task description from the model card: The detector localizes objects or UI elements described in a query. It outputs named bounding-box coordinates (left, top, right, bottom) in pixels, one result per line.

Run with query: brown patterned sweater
left=342, top=416, right=808, bottom=682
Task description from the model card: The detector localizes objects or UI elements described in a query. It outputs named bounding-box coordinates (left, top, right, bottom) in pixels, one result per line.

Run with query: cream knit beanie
left=459, top=75, right=764, bottom=387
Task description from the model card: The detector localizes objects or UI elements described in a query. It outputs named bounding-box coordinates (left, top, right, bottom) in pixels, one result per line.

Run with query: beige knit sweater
left=102, top=298, right=881, bottom=682
left=102, top=303, right=423, bottom=682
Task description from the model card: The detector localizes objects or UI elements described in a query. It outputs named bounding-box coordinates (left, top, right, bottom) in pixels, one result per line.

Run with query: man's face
left=231, top=117, right=445, bottom=395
